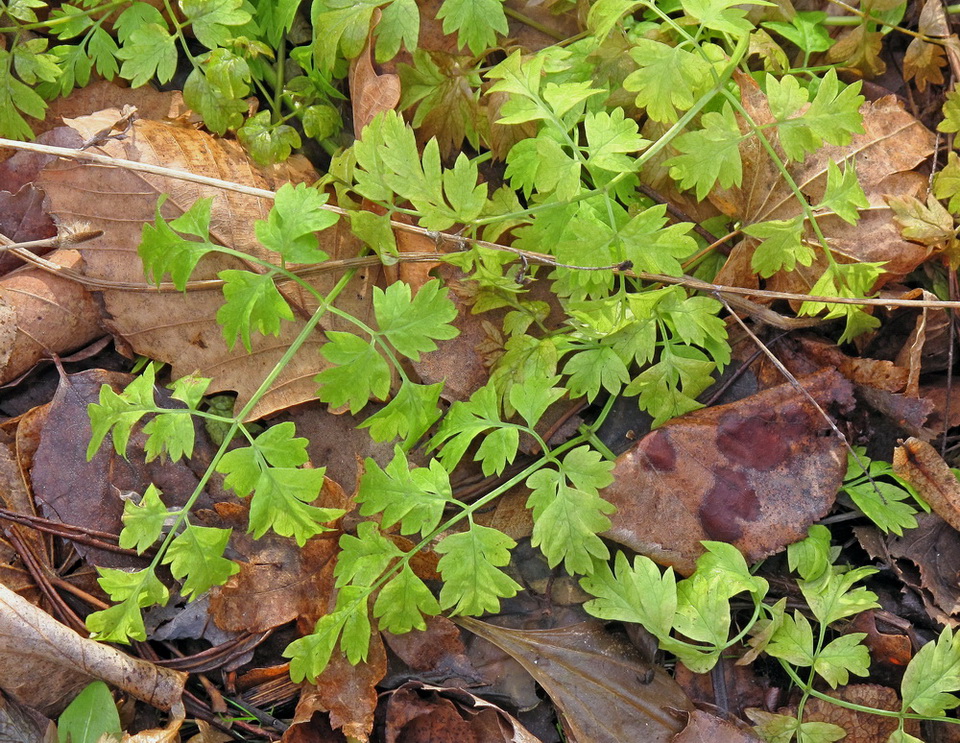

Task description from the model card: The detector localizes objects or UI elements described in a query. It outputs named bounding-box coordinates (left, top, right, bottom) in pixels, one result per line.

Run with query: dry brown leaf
left=209, top=525, right=339, bottom=634
left=893, top=437, right=960, bottom=532
left=0, top=249, right=103, bottom=385
left=350, top=25, right=401, bottom=136
left=714, top=75, right=935, bottom=297
left=673, top=709, right=763, bottom=742
left=383, top=681, right=543, bottom=743
left=290, top=633, right=386, bottom=742
left=37, top=111, right=377, bottom=420
left=0, top=582, right=185, bottom=717
left=795, top=684, right=918, bottom=742
left=31, top=369, right=222, bottom=569
left=827, top=25, right=886, bottom=77
left=904, top=37, right=947, bottom=91
left=456, top=618, right=692, bottom=743
left=603, top=369, right=854, bottom=575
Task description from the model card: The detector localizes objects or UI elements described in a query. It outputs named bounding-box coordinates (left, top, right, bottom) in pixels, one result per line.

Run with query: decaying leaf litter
left=4, top=0, right=960, bottom=741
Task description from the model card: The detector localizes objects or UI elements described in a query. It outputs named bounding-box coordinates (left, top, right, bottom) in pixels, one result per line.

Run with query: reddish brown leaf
left=384, top=681, right=542, bottom=743
left=456, top=618, right=692, bottom=743
left=603, top=369, right=854, bottom=575
left=797, top=684, right=918, bottom=742
left=350, top=27, right=401, bottom=136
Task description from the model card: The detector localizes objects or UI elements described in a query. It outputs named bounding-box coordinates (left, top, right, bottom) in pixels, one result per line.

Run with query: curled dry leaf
left=0, top=582, right=185, bottom=717
left=0, top=249, right=103, bottom=385
left=714, top=74, right=936, bottom=296
left=456, top=618, right=691, bottom=743
left=350, top=24, right=402, bottom=136
left=383, top=681, right=543, bottom=743
left=37, top=110, right=377, bottom=420
left=603, top=369, right=854, bottom=575
left=893, top=436, right=960, bottom=532
left=673, top=709, right=763, bottom=742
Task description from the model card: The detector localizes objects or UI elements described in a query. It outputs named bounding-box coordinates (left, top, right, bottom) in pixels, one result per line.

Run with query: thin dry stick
left=5, top=135, right=960, bottom=311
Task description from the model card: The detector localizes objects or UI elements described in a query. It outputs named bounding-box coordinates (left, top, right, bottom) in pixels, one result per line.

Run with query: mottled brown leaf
left=603, top=369, right=854, bottom=575
left=893, top=437, right=960, bottom=532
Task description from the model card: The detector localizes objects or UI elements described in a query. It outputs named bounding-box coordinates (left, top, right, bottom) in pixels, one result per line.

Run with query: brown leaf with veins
left=713, top=74, right=935, bottom=297
left=603, top=369, right=854, bottom=575
left=457, top=618, right=691, bottom=743
left=37, top=111, right=378, bottom=420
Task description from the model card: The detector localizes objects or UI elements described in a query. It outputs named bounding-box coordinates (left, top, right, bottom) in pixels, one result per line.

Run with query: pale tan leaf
left=37, top=113, right=377, bottom=420
left=0, top=582, right=185, bottom=717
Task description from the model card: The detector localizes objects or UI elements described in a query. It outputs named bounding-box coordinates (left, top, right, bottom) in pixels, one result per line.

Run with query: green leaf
left=119, top=484, right=170, bottom=553
left=182, top=66, right=248, bottom=135
left=88, top=567, right=169, bottom=642
left=335, top=521, right=403, bottom=588
left=0, top=49, right=46, bottom=139
left=256, top=0, right=302, bottom=46
left=583, top=108, right=648, bottom=173
left=373, top=563, right=442, bottom=633
left=788, top=524, right=833, bottom=582
left=170, top=374, right=211, bottom=410
left=216, top=269, right=294, bottom=352
left=817, top=160, right=869, bottom=225
left=255, top=182, right=337, bottom=263
left=563, top=346, right=631, bottom=401
left=238, top=110, right=301, bottom=165
left=666, top=103, right=743, bottom=199
left=815, top=632, right=870, bottom=687
left=508, top=375, right=565, bottom=428
left=357, top=449, right=455, bottom=537
left=843, top=478, right=917, bottom=535
left=116, top=23, right=177, bottom=86
left=435, top=524, right=521, bottom=615
left=900, top=627, right=960, bottom=717
left=799, top=565, right=879, bottom=626
left=940, top=89, right=960, bottom=134
left=164, top=524, right=239, bottom=599
left=766, top=609, right=815, bottom=667
left=57, top=681, right=122, bottom=743
left=180, top=0, right=252, bottom=49
left=681, top=0, right=755, bottom=37
left=374, top=279, right=459, bottom=360
left=581, top=551, right=678, bottom=640
left=6, top=0, right=47, bottom=23
left=436, top=0, right=508, bottom=55
left=86, top=366, right=157, bottom=459
left=377, top=0, right=420, bottom=61
left=250, top=465, right=343, bottom=545
left=744, top=215, right=813, bottom=277
left=527, top=459, right=615, bottom=575
left=429, top=383, right=512, bottom=473
left=285, top=586, right=370, bottom=681
left=624, top=39, right=712, bottom=124
left=775, top=69, right=864, bottom=161
left=139, top=196, right=218, bottom=290
left=316, top=331, right=391, bottom=413
left=358, top=380, right=444, bottom=446
left=310, top=0, right=379, bottom=75
left=934, top=151, right=960, bottom=214
left=763, top=11, right=833, bottom=54
left=142, top=410, right=196, bottom=462
left=348, top=209, right=399, bottom=263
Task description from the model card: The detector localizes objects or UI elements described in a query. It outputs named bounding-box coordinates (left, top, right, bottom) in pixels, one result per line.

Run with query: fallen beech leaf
left=603, top=369, right=854, bottom=575
left=0, top=582, right=185, bottom=716
left=456, top=618, right=692, bottom=743
left=37, top=112, right=377, bottom=420
left=714, top=75, right=936, bottom=296
left=383, top=681, right=542, bottom=743
left=893, top=437, right=960, bottom=532
left=0, top=249, right=103, bottom=385
left=350, top=26, right=401, bottom=136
